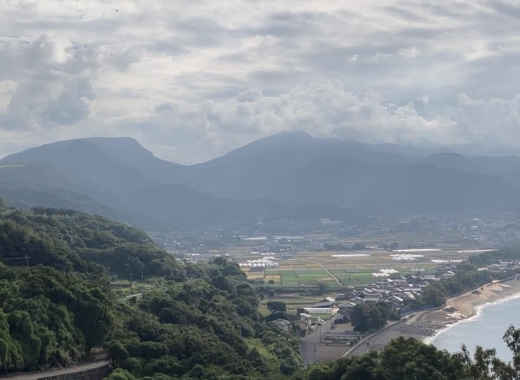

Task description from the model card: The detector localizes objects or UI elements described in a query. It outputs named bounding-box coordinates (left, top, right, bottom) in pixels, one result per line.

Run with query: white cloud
left=0, top=0, right=520, bottom=162
left=399, top=47, right=420, bottom=59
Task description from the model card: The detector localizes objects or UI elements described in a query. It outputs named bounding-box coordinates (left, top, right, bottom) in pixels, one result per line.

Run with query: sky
left=0, top=0, right=519, bottom=163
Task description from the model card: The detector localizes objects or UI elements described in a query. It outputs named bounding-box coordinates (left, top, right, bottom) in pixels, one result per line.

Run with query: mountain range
left=1, top=131, right=519, bottom=230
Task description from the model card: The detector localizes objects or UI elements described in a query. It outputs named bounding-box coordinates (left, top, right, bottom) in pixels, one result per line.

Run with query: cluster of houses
left=297, top=259, right=520, bottom=337
left=336, top=273, right=442, bottom=317
left=297, top=268, right=460, bottom=332
left=478, top=260, right=520, bottom=273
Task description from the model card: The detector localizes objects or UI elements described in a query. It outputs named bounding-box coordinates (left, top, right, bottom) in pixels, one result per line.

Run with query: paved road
left=0, top=360, right=110, bottom=380
left=300, top=317, right=336, bottom=365
left=343, top=312, right=430, bottom=358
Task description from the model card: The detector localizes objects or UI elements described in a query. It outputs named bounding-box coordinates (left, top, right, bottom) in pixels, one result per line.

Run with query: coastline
left=423, top=278, right=520, bottom=345
left=345, top=277, right=520, bottom=357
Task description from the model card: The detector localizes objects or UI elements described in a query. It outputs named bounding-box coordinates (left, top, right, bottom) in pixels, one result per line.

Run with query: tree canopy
left=0, top=264, right=112, bottom=372
left=0, top=206, right=303, bottom=378
left=0, top=208, right=183, bottom=280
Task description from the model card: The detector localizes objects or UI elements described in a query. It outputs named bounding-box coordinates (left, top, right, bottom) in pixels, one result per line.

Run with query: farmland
left=244, top=248, right=451, bottom=288
left=242, top=247, right=492, bottom=315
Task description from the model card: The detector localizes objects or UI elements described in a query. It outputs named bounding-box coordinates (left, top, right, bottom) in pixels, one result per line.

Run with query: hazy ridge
left=2, top=132, right=520, bottom=230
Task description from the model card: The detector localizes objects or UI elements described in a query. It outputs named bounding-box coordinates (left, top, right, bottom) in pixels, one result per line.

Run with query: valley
left=3, top=134, right=520, bottom=379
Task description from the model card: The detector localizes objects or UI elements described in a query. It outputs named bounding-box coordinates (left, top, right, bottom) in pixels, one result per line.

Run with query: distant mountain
left=0, top=162, right=116, bottom=217
left=0, top=136, right=359, bottom=230
left=170, top=131, right=410, bottom=203
left=170, top=132, right=520, bottom=215
left=2, top=138, right=167, bottom=201
left=2, top=132, right=520, bottom=230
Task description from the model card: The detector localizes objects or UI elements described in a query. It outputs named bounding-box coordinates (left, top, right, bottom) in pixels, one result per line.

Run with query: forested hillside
left=0, top=201, right=302, bottom=378
left=0, top=205, right=182, bottom=280
left=107, top=258, right=302, bottom=379
left=0, top=264, right=112, bottom=372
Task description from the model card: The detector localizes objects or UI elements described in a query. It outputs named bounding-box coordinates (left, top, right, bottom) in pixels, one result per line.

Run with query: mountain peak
left=264, top=130, right=313, bottom=142
left=275, top=130, right=312, bottom=138
left=3, top=136, right=145, bottom=161
left=78, top=136, right=141, bottom=146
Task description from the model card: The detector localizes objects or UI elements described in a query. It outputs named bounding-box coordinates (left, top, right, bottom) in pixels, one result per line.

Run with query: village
left=292, top=257, right=520, bottom=363
left=148, top=216, right=520, bottom=364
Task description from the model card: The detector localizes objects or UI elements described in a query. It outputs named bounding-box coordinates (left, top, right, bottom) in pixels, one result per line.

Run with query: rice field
left=246, top=246, right=491, bottom=316
left=245, top=247, right=460, bottom=288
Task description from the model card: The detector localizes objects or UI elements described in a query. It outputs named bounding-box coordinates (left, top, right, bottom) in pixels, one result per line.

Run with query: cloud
left=0, top=0, right=520, bottom=162
left=118, top=81, right=462, bottom=163
left=0, top=36, right=97, bottom=130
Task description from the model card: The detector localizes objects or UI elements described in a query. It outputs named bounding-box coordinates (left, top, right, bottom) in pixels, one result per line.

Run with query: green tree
left=351, top=303, right=389, bottom=332
left=267, top=301, right=287, bottom=313
left=105, top=368, right=136, bottom=380
left=109, top=341, right=128, bottom=367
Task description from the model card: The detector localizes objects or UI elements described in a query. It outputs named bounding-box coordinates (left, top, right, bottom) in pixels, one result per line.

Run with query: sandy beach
left=445, top=279, right=520, bottom=320
left=345, top=277, right=520, bottom=357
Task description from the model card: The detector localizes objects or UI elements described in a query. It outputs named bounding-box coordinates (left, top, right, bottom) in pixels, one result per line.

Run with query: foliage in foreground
left=304, top=327, right=520, bottom=380
left=0, top=264, right=111, bottom=372
left=0, top=203, right=303, bottom=378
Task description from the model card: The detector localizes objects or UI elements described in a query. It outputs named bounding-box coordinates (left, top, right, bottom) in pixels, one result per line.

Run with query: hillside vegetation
left=107, top=258, right=302, bottom=379
left=0, top=206, right=182, bottom=280
left=0, top=202, right=302, bottom=378
left=0, top=264, right=111, bottom=372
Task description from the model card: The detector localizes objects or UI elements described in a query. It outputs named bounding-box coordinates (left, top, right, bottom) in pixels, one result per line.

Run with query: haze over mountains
left=1, top=131, right=519, bottom=230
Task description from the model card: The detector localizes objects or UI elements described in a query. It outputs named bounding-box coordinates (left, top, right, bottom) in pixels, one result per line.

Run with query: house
left=363, top=296, right=381, bottom=304
left=303, top=307, right=339, bottom=315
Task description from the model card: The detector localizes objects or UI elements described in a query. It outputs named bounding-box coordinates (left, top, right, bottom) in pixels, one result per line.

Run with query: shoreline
left=423, top=279, right=520, bottom=345
left=345, top=277, right=520, bottom=357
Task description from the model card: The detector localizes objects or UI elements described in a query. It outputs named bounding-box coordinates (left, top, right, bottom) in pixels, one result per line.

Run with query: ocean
left=429, top=295, right=520, bottom=362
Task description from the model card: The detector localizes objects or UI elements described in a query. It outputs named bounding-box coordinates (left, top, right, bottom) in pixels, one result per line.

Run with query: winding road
left=0, top=360, right=110, bottom=380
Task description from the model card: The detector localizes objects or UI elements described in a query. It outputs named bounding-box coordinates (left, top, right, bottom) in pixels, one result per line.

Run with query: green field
left=264, top=267, right=380, bottom=288
left=267, top=269, right=337, bottom=287
left=250, top=247, right=485, bottom=317
left=247, top=248, right=471, bottom=291
left=330, top=270, right=374, bottom=286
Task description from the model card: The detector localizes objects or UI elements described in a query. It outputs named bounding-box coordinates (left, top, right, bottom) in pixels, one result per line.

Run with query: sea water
left=430, top=295, right=520, bottom=362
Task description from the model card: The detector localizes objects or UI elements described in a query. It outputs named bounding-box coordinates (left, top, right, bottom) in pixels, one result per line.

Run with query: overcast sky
left=0, top=0, right=519, bottom=163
